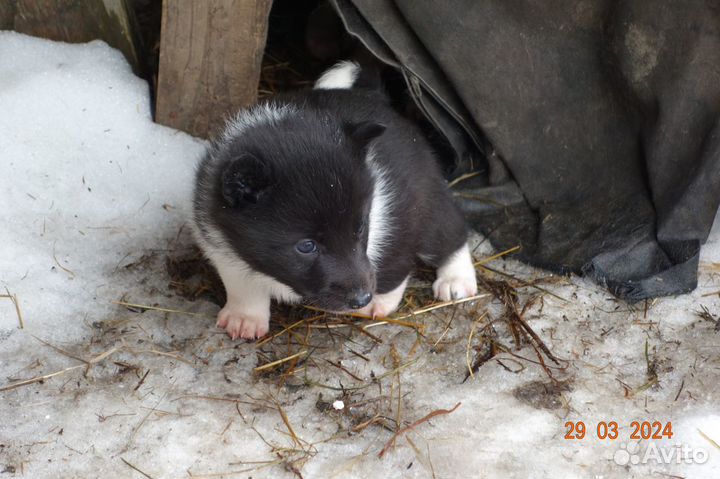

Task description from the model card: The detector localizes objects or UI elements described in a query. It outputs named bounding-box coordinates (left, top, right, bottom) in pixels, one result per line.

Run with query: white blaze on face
left=314, top=60, right=360, bottom=90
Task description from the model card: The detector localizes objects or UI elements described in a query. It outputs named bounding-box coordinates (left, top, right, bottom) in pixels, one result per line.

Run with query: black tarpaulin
left=331, top=0, right=720, bottom=301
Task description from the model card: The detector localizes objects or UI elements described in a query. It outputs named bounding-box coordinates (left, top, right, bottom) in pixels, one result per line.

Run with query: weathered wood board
left=155, top=0, right=272, bottom=139
left=0, top=1, right=16, bottom=29
left=1, top=0, right=143, bottom=75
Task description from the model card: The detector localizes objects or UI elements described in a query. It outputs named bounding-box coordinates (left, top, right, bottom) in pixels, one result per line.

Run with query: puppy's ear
left=220, top=154, right=273, bottom=207
left=343, top=121, right=386, bottom=148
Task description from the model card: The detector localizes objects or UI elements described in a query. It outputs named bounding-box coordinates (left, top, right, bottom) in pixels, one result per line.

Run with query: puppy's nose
left=347, top=291, right=372, bottom=309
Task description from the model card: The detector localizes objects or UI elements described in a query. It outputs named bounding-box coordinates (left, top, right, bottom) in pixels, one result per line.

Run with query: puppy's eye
left=356, top=219, right=367, bottom=236
left=295, top=239, right=318, bottom=254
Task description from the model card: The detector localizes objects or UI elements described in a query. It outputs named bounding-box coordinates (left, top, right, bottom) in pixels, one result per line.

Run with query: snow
left=1, top=31, right=720, bottom=479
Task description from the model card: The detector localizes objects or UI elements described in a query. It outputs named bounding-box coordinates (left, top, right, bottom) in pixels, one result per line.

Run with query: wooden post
left=0, top=2, right=16, bottom=29
left=6, top=0, right=143, bottom=75
left=155, top=0, right=272, bottom=139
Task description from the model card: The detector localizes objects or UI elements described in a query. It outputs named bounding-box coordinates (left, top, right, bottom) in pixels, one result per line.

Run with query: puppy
left=192, top=61, right=477, bottom=339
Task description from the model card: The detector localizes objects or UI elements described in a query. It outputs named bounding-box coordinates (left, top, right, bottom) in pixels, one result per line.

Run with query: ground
left=1, top=32, right=719, bottom=479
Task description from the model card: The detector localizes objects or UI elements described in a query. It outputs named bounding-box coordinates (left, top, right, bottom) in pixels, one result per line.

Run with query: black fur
left=193, top=75, right=468, bottom=311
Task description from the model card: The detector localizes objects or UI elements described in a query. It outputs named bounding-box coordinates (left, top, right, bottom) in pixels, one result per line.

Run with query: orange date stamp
left=564, top=421, right=673, bottom=440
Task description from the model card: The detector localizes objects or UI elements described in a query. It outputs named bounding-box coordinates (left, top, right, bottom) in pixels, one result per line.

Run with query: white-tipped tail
left=314, top=60, right=360, bottom=90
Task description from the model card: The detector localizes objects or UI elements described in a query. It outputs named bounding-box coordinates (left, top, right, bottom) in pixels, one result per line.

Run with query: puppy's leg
left=358, top=276, right=409, bottom=318
left=432, top=243, right=478, bottom=301
left=213, top=260, right=271, bottom=340
left=418, top=193, right=478, bottom=301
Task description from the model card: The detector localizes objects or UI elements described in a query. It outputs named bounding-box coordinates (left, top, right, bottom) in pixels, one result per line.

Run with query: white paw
left=216, top=306, right=269, bottom=340
left=356, top=277, right=408, bottom=318
left=369, top=298, right=397, bottom=318
left=432, top=276, right=478, bottom=301
left=433, top=243, right=477, bottom=301
left=357, top=297, right=399, bottom=318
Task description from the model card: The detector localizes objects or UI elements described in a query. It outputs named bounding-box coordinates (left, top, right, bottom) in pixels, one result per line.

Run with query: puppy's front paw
left=433, top=244, right=478, bottom=301
left=216, top=306, right=269, bottom=340
left=357, top=298, right=398, bottom=319
left=432, top=276, right=478, bottom=301
left=356, top=279, right=408, bottom=318
left=368, top=299, right=396, bottom=318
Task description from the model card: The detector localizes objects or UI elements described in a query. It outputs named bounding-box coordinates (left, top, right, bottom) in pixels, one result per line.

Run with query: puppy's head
left=199, top=107, right=386, bottom=311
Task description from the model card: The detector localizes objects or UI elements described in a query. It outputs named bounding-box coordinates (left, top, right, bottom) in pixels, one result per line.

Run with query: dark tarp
left=331, top=0, right=720, bottom=301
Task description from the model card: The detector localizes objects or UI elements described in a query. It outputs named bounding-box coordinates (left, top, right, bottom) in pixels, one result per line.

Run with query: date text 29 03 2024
left=564, top=421, right=673, bottom=440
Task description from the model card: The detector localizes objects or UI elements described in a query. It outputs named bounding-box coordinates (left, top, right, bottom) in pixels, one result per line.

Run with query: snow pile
left=0, top=32, right=205, bottom=337
left=1, top=32, right=720, bottom=479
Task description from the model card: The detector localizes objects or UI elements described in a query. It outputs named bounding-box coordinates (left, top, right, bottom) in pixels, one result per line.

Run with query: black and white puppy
left=192, top=62, right=477, bottom=339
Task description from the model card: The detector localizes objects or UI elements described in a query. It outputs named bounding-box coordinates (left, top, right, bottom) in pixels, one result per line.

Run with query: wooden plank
left=0, top=1, right=17, bottom=30
left=8, top=0, right=143, bottom=74
left=155, top=0, right=272, bottom=139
